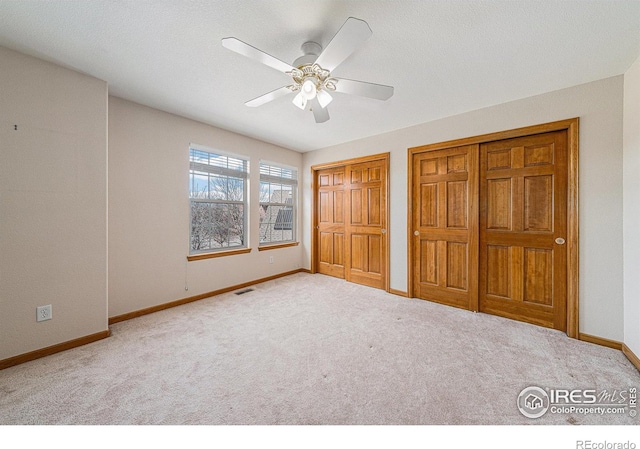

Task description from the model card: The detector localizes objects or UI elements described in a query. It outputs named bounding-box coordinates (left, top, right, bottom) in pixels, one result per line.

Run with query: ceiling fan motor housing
left=293, top=41, right=322, bottom=67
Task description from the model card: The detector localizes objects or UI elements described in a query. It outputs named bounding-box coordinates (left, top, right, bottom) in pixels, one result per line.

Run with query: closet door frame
left=407, top=118, right=579, bottom=338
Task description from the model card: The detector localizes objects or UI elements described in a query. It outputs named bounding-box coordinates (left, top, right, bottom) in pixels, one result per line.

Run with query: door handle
left=414, top=230, right=420, bottom=236
left=555, top=237, right=566, bottom=245
left=381, top=229, right=386, bottom=234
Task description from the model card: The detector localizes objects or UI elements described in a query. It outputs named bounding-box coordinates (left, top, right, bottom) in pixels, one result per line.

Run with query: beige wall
left=0, top=46, right=108, bottom=360
left=302, top=76, right=625, bottom=341
left=623, top=55, right=640, bottom=356
left=108, top=97, right=303, bottom=318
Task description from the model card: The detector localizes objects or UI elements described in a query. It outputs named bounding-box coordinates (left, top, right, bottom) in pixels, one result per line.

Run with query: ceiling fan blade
left=333, top=78, right=394, bottom=100
left=222, top=37, right=296, bottom=74
left=314, top=17, right=372, bottom=72
left=310, top=98, right=329, bottom=123
left=245, top=86, right=293, bottom=107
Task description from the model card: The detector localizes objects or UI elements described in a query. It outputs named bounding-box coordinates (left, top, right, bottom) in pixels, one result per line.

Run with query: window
left=259, top=162, right=297, bottom=245
left=189, top=145, right=248, bottom=254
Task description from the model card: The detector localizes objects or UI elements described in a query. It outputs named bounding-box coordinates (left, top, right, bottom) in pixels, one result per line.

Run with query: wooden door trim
left=407, top=118, right=579, bottom=338
left=311, top=152, right=390, bottom=171
left=409, top=119, right=579, bottom=154
left=311, top=153, right=390, bottom=292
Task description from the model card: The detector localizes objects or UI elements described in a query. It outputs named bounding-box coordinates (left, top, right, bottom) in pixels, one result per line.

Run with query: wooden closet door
left=412, top=145, right=478, bottom=310
left=317, top=167, right=346, bottom=278
left=345, top=159, right=387, bottom=289
left=479, top=131, right=568, bottom=330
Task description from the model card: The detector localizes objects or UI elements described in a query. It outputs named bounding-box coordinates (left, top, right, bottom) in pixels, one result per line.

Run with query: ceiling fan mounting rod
left=300, top=41, right=322, bottom=57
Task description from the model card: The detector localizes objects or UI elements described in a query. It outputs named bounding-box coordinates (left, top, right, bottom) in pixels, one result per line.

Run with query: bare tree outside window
left=189, top=147, right=248, bottom=253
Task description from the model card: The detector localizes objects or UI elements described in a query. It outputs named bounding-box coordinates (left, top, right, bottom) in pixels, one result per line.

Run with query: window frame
left=258, top=161, right=298, bottom=248
left=188, top=144, right=249, bottom=258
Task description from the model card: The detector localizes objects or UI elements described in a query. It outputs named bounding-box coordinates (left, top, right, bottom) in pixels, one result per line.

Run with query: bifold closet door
left=315, top=156, right=389, bottom=290
left=317, top=167, right=346, bottom=279
left=345, top=159, right=388, bottom=290
left=479, top=131, right=568, bottom=331
left=411, top=145, right=478, bottom=310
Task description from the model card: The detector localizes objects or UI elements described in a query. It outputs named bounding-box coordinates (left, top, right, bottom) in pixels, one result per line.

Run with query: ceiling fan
left=221, top=17, right=394, bottom=123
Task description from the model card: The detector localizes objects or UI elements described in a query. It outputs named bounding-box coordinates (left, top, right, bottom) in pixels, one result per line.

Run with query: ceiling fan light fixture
left=292, top=91, right=307, bottom=110
left=301, top=78, right=317, bottom=100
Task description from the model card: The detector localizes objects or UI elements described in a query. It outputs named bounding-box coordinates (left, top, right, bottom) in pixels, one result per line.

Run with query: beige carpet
left=1, top=273, right=638, bottom=425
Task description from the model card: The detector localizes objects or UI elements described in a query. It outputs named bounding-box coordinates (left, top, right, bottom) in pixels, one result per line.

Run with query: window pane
left=259, top=181, right=270, bottom=203
left=268, top=183, right=278, bottom=202
left=227, top=177, right=244, bottom=201
left=191, top=202, right=212, bottom=251
left=281, top=184, right=292, bottom=202
left=275, top=207, right=293, bottom=230
left=209, top=203, right=229, bottom=248
left=270, top=183, right=292, bottom=203
left=190, top=172, right=209, bottom=199
left=227, top=203, right=244, bottom=247
left=202, top=203, right=238, bottom=248
left=209, top=174, right=228, bottom=200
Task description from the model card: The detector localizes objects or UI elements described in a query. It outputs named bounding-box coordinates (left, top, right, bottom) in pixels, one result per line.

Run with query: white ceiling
left=0, top=1, right=639, bottom=152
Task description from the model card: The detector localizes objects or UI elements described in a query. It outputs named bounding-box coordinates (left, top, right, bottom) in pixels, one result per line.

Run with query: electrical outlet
left=269, top=256, right=274, bottom=264
left=37, top=305, right=52, bottom=322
